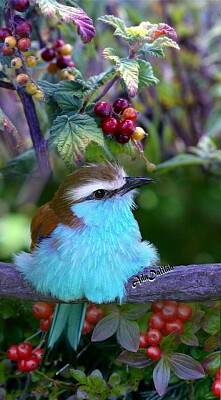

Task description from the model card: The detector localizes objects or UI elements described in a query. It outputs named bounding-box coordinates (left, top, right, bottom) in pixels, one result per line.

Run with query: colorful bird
left=14, top=162, right=158, bottom=357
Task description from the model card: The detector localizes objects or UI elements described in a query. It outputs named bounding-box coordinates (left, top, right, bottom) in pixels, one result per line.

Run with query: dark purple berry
left=0, top=28, right=12, bottom=42
left=16, top=22, right=32, bottom=37
left=13, top=0, right=30, bottom=12
left=116, top=133, right=130, bottom=144
left=56, top=55, right=71, bottom=69
left=113, top=98, right=130, bottom=113
left=41, top=48, right=55, bottom=62
left=94, top=102, right=112, bottom=118
left=119, top=119, right=136, bottom=136
left=14, top=15, right=25, bottom=25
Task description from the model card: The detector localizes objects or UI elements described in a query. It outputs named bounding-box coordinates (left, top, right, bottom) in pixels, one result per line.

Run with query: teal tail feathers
left=46, top=303, right=87, bottom=362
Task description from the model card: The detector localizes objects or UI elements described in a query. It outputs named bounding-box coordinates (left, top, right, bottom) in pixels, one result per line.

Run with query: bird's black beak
left=117, top=177, right=154, bottom=196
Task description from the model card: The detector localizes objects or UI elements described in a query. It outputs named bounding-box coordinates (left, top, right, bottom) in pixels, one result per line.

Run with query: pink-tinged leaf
left=169, top=353, right=205, bottom=380
left=190, top=306, right=205, bottom=334
left=204, top=333, right=220, bottom=352
left=116, top=350, right=153, bottom=368
left=181, top=332, right=199, bottom=346
left=202, top=351, right=221, bottom=375
left=116, top=317, right=139, bottom=352
left=91, top=312, right=119, bottom=342
left=160, top=330, right=181, bottom=354
left=153, top=356, right=170, bottom=396
left=36, top=0, right=95, bottom=43
left=151, top=23, right=177, bottom=39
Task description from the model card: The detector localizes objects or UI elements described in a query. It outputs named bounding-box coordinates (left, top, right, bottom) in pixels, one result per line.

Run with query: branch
left=0, top=80, right=15, bottom=90
left=0, top=262, right=220, bottom=303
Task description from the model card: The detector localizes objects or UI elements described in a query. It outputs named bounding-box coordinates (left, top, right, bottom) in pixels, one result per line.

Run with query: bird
left=14, top=162, right=158, bottom=359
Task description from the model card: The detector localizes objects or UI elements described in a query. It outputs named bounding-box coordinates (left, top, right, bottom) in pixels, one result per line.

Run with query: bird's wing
left=30, top=203, right=59, bottom=251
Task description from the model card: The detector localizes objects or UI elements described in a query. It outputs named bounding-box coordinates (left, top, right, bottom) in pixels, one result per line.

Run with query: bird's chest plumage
left=15, top=195, right=158, bottom=302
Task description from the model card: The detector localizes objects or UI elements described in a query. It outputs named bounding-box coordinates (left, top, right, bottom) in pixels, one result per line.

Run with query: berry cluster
left=139, top=301, right=192, bottom=360
left=41, top=39, right=75, bottom=80
left=94, top=98, right=146, bottom=144
left=212, top=368, right=221, bottom=397
left=82, top=304, right=104, bottom=335
left=7, top=342, right=43, bottom=372
left=0, top=1, right=45, bottom=101
left=32, top=302, right=55, bottom=332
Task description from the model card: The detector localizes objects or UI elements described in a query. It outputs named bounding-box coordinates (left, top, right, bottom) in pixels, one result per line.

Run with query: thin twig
left=0, top=80, right=15, bottom=90
left=19, top=373, right=32, bottom=400
left=93, top=75, right=119, bottom=103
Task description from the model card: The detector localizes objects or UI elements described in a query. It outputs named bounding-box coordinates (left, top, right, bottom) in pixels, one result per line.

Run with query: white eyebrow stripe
left=67, top=177, right=126, bottom=201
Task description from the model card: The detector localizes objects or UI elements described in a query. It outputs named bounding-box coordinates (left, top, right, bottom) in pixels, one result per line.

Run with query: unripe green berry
left=146, top=163, right=157, bottom=173
left=26, top=83, right=37, bottom=94
left=33, top=90, right=44, bottom=101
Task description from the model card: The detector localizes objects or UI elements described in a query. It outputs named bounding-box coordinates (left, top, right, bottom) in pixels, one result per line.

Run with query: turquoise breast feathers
left=14, top=192, right=158, bottom=303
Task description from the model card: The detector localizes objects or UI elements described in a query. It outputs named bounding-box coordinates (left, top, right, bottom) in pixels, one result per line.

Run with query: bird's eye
left=93, top=189, right=107, bottom=199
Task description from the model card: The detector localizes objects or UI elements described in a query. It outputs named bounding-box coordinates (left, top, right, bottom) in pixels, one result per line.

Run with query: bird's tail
left=46, top=303, right=87, bottom=363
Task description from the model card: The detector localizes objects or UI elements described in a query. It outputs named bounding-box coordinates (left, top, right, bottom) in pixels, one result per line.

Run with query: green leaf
left=91, top=312, right=120, bottom=342
left=57, top=80, right=86, bottom=98
left=54, top=93, right=82, bottom=112
left=157, top=154, right=211, bottom=173
left=49, top=114, right=104, bottom=166
left=139, top=43, right=165, bottom=58
left=137, top=59, right=159, bottom=91
left=0, top=53, right=13, bottom=67
left=202, top=351, right=221, bottom=375
left=98, top=15, right=134, bottom=41
left=36, top=0, right=95, bottom=43
left=87, top=370, right=107, bottom=389
left=0, top=150, right=36, bottom=180
left=105, top=136, right=136, bottom=157
left=160, top=330, right=181, bottom=354
left=85, top=142, right=110, bottom=163
left=204, top=333, right=220, bottom=352
left=116, top=317, right=139, bottom=352
left=154, top=36, right=180, bottom=50
left=119, top=303, right=150, bottom=320
left=37, top=80, right=58, bottom=96
left=108, top=373, right=121, bottom=387
left=201, top=305, right=220, bottom=334
left=118, top=59, right=139, bottom=97
left=0, top=0, right=6, bottom=11
left=86, top=69, right=115, bottom=91
left=102, top=47, right=119, bottom=63
left=70, top=369, right=87, bottom=384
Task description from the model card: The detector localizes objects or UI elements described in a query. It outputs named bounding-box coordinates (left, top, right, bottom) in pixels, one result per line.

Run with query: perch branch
left=0, top=262, right=220, bottom=303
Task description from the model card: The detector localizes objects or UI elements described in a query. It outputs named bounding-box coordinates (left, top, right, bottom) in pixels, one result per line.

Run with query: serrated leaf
left=86, top=69, right=115, bottom=90
left=108, top=373, right=121, bottom=387
left=118, top=59, right=139, bottom=97
left=36, top=0, right=95, bottom=43
left=85, top=142, right=110, bottom=163
left=55, top=93, right=82, bottom=112
left=202, top=351, right=221, bottom=374
left=137, top=59, right=159, bottom=91
left=139, top=43, right=165, bottom=58
left=153, top=356, right=170, bottom=396
left=0, top=150, right=36, bottom=179
left=160, top=331, right=181, bottom=354
left=120, top=303, right=151, bottom=320
left=0, top=53, right=14, bottom=67
left=37, top=80, right=58, bottom=96
left=49, top=114, right=104, bottom=166
left=70, top=369, right=87, bottom=384
left=201, top=306, right=220, bottom=334
left=204, top=333, right=220, bottom=352
left=91, top=312, right=120, bottom=342
left=98, top=15, right=134, bottom=41
left=102, top=47, right=119, bottom=63
left=157, top=153, right=211, bottom=173
left=116, top=350, right=153, bottom=368
left=57, top=80, right=86, bottom=98
left=169, top=353, right=205, bottom=380
left=116, top=317, right=139, bottom=352
left=154, top=36, right=180, bottom=50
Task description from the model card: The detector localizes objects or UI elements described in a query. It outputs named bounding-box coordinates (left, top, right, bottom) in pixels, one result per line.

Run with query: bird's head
left=51, top=162, right=154, bottom=226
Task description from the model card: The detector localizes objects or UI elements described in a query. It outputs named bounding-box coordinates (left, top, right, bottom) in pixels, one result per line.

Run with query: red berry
left=145, top=345, right=162, bottom=360
left=82, top=319, right=93, bottom=335
left=122, top=107, right=138, bottom=122
left=177, top=305, right=192, bottom=322
left=53, top=39, right=65, bottom=50
left=41, top=48, right=55, bottom=62
left=151, top=301, right=164, bottom=313
left=146, top=329, right=162, bottom=345
left=116, top=133, right=130, bottom=144
left=161, top=304, right=178, bottom=321
left=1, top=46, right=15, bottom=56
left=47, top=62, right=59, bottom=74
left=32, top=348, right=43, bottom=362
left=32, top=302, right=53, bottom=319
left=23, top=357, right=38, bottom=371
left=7, top=344, right=19, bottom=361
left=16, top=22, right=32, bottom=37
left=17, top=359, right=27, bottom=371
left=94, top=102, right=112, bottom=118
left=148, top=313, right=165, bottom=331
left=17, top=343, right=33, bottom=360
left=164, top=300, right=179, bottom=306
left=113, top=98, right=130, bottom=113
left=139, top=332, right=148, bottom=348
left=40, top=313, right=53, bottom=332
left=85, top=306, right=104, bottom=324
left=215, top=368, right=221, bottom=380
left=17, top=37, right=31, bottom=52
left=102, top=117, right=119, bottom=136
left=165, top=319, right=184, bottom=335
left=56, top=55, right=71, bottom=69
left=212, top=380, right=221, bottom=398
left=13, top=0, right=30, bottom=12
left=119, top=120, right=136, bottom=136
left=0, top=28, right=12, bottom=42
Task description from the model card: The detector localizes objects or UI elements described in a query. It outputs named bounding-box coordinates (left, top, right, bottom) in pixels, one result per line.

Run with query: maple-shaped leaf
left=35, top=0, right=95, bottom=43
left=49, top=114, right=104, bottom=166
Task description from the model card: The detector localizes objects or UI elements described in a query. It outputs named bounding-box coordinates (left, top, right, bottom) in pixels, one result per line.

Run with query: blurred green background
left=0, top=0, right=221, bottom=268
